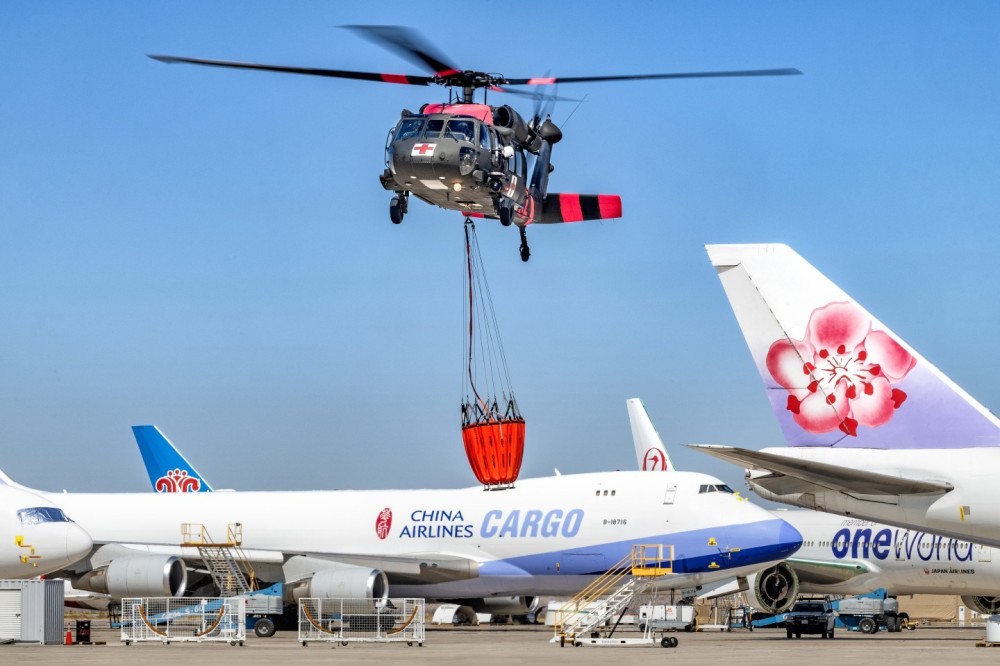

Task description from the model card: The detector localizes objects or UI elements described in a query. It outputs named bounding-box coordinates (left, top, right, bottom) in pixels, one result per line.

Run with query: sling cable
left=461, top=219, right=525, bottom=489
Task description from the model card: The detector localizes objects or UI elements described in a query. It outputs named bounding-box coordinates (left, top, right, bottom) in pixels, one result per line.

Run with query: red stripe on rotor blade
left=381, top=73, right=411, bottom=84
left=559, top=194, right=584, bottom=222
left=527, top=77, right=557, bottom=85
left=598, top=195, right=622, bottom=219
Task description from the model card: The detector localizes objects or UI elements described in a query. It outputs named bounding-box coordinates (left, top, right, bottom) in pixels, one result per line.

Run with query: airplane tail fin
left=707, top=243, right=1000, bottom=449
left=627, top=398, right=674, bottom=470
left=132, top=425, right=214, bottom=492
left=536, top=193, right=622, bottom=224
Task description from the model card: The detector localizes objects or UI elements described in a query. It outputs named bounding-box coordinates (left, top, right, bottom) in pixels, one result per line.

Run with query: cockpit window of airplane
left=698, top=484, right=735, bottom=494
left=17, top=507, right=72, bottom=525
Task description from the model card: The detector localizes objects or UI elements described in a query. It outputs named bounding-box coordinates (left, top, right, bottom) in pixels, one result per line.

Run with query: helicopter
left=150, top=25, right=800, bottom=262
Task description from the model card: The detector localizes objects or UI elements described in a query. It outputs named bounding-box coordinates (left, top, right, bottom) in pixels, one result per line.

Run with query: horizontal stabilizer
left=538, top=193, right=622, bottom=223
left=689, top=445, right=953, bottom=495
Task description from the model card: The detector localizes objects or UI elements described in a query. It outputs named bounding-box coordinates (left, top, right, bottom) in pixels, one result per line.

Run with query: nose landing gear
left=389, top=193, right=408, bottom=224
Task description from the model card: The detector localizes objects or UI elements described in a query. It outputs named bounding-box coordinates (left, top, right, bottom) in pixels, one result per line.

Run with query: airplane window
left=17, top=507, right=71, bottom=525
left=423, top=119, right=444, bottom=138
left=603, top=490, right=608, bottom=496
left=716, top=484, right=735, bottom=494
left=611, top=490, right=616, bottom=496
left=394, top=118, right=424, bottom=141
left=595, top=490, right=600, bottom=496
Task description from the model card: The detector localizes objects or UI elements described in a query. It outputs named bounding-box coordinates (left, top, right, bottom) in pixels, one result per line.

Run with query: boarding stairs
left=553, top=544, right=674, bottom=645
left=181, top=523, right=258, bottom=597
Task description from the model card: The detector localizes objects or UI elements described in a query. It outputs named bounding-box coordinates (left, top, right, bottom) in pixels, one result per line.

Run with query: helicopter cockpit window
left=446, top=119, right=475, bottom=142
left=394, top=118, right=424, bottom=141
left=423, top=119, right=445, bottom=138
left=480, top=124, right=491, bottom=150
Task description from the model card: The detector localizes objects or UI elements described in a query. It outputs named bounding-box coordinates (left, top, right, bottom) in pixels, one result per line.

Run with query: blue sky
left=2, top=1, right=1000, bottom=493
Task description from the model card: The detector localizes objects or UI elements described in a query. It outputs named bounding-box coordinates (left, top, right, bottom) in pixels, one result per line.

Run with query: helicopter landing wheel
left=389, top=196, right=405, bottom=224
left=499, top=204, right=513, bottom=227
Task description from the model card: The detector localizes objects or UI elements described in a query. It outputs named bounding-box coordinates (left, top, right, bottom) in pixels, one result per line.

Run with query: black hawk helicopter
left=151, top=25, right=800, bottom=262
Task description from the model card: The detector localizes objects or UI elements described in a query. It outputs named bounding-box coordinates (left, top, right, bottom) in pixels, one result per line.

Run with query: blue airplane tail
left=132, top=425, right=213, bottom=492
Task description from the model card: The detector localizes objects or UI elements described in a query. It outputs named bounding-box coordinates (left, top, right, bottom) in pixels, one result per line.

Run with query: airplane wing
left=297, top=551, right=479, bottom=584
left=784, top=557, right=871, bottom=586
left=688, top=445, right=953, bottom=496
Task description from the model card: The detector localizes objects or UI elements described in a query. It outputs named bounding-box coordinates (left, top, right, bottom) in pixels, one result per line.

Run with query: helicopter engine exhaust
left=492, top=105, right=531, bottom=145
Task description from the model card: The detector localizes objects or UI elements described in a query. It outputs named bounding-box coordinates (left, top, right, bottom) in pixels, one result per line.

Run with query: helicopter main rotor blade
left=504, top=67, right=802, bottom=86
left=489, top=85, right=580, bottom=103
left=342, top=25, right=460, bottom=77
left=149, top=54, right=435, bottom=86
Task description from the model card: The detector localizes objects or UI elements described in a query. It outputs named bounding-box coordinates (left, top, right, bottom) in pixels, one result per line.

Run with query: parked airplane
left=692, top=243, right=1000, bottom=549
left=17, top=439, right=800, bottom=615
left=628, top=396, right=1000, bottom=617
left=0, top=475, right=93, bottom=577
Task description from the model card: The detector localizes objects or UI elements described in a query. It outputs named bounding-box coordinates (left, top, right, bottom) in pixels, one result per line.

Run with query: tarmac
left=5, top=624, right=1000, bottom=665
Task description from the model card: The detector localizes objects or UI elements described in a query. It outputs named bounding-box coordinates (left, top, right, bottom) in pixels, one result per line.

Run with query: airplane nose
left=778, top=517, right=804, bottom=554
left=64, top=523, right=93, bottom=564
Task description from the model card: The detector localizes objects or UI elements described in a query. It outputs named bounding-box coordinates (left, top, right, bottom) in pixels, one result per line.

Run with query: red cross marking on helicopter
left=411, top=143, right=436, bottom=156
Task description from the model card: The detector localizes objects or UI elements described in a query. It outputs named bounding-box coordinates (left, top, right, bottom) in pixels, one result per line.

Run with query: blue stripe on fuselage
left=478, top=518, right=801, bottom=577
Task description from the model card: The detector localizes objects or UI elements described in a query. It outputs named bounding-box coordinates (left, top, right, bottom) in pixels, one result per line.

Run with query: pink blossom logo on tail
left=767, top=302, right=916, bottom=437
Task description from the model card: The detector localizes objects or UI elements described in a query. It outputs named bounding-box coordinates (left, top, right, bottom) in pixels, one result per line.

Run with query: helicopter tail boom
left=535, top=193, right=622, bottom=224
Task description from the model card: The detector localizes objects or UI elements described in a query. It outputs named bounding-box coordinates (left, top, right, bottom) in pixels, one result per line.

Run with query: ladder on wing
left=554, top=544, right=674, bottom=645
left=181, top=523, right=258, bottom=597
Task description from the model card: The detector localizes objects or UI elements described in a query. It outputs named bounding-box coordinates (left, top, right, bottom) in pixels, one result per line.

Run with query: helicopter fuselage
left=380, top=103, right=531, bottom=227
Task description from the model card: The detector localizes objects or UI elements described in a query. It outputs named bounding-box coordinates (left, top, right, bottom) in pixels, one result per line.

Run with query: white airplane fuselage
left=748, top=447, right=1000, bottom=549
left=781, top=509, right=1000, bottom=597
left=40, top=470, right=802, bottom=597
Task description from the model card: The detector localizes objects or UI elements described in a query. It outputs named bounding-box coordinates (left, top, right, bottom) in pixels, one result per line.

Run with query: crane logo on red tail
left=375, top=508, right=393, bottom=540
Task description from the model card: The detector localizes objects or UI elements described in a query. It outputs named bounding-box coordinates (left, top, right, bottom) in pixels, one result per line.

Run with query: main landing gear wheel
left=660, top=636, right=679, bottom=648
left=518, top=226, right=530, bottom=262
left=389, top=195, right=407, bottom=224
left=499, top=203, right=513, bottom=227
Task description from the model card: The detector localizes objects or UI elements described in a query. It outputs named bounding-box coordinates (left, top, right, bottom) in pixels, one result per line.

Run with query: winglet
left=627, top=398, right=674, bottom=471
left=132, top=425, right=213, bottom=492
left=707, top=243, right=1000, bottom=449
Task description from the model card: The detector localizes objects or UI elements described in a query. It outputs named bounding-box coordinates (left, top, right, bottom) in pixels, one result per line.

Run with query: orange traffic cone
left=65, top=628, right=72, bottom=645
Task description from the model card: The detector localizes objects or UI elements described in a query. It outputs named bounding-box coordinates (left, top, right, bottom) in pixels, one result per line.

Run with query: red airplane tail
left=537, top=193, right=622, bottom=224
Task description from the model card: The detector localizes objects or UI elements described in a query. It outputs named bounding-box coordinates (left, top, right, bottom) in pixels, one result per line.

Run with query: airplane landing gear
left=390, top=193, right=408, bottom=224
left=519, top=226, right=530, bottom=262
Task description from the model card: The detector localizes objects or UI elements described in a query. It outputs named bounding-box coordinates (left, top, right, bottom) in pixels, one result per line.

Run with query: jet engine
left=748, top=563, right=799, bottom=613
left=457, top=595, right=539, bottom=615
left=962, top=595, right=1000, bottom=615
left=286, top=564, right=389, bottom=604
left=73, top=555, right=187, bottom=598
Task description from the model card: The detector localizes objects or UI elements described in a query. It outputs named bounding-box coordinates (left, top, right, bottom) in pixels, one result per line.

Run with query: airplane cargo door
left=977, top=543, right=992, bottom=562
left=663, top=484, right=677, bottom=505
left=0, top=589, right=21, bottom=640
